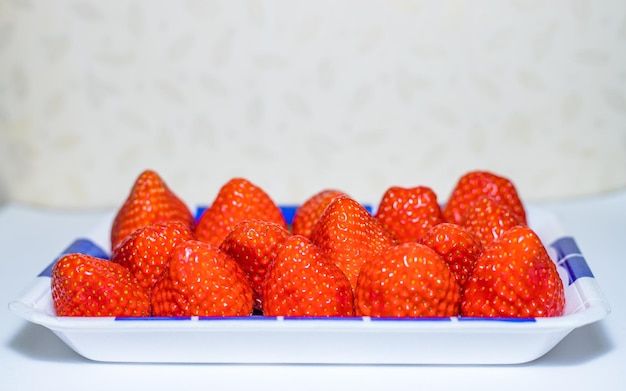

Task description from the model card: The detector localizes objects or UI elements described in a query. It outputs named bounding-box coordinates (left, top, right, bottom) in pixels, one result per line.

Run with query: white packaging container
left=9, top=206, right=610, bottom=364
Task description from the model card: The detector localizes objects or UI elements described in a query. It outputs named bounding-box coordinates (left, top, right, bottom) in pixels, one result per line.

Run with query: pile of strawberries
left=51, top=170, right=565, bottom=319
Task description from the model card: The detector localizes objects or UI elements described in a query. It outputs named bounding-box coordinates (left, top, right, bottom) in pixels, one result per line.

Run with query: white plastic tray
left=9, top=206, right=610, bottom=364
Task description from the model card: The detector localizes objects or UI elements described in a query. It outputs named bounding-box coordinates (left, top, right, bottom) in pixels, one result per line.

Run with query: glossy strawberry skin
left=110, top=220, right=195, bottom=293
left=194, top=178, right=287, bottom=247
left=110, top=170, right=194, bottom=250
left=375, top=186, right=444, bottom=243
left=355, top=243, right=460, bottom=317
left=151, top=240, right=253, bottom=317
left=460, top=226, right=565, bottom=318
left=51, top=253, right=151, bottom=317
left=262, top=235, right=355, bottom=317
left=461, top=196, right=522, bottom=247
left=219, top=219, right=291, bottom=310
left=310, top=195, right=398, bottom=290
left=292, top=189, right=346, bottom=238
left=419, top=223, right=483, bottom=289
left=443, top=170, right=527, bottom=226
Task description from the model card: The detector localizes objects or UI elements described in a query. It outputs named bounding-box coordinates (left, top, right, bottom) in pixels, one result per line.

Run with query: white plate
left=9, top=206, right=610, bottom=364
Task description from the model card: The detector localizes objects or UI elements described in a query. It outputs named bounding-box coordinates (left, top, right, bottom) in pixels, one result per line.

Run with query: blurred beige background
left=1, top=0, right=625, bottom=209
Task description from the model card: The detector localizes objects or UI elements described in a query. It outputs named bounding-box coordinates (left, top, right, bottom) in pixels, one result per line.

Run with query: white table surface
left=1, top=191, right=625, bottom=391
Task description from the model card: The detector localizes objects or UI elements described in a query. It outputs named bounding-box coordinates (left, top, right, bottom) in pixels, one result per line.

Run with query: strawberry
left=194, top=178, right=288, bottom=247
left=419, top=222, right=483, bottom=289
left=460, top=225, right=565, bottom=318
left=51, top=253, right=150, bottom=317
left=460, top=195, right=522, bottom=247
left=110, top=220, right=195, bottom=293
left=355, top=242, right=460, bottom=317
left=219, top=219, right=291, bottom=310
left=262, top=235, right=354, bottom=317
left=151, top=240, right=253, bottom=317
left=442, top=170, right=526, bottom=226
left=110, top=170, right=194, bottom=250
left=374, top=186, right=444, bottom=243
left=310, top=195, right=398, bottom=290
left=291, top=189, right=346, bottom=238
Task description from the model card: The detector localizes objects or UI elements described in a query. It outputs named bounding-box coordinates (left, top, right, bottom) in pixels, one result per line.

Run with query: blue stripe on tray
left=457, top=317, right=536, bottom=323
left=195, top=205, right=373, bottom=226
left=113, top=316, right=354, bottom=322
left=198, top=316, right=279, bottom=321
left=115, top=316, right=192, bottom=321
left=369, top=317, right=452, bottom=322
left=111, top=316, right=540, bottom=322
left=550, top=236, right=594, bottom=285
left=282, top=316, right=364, bottom=321
left=38, top=238, right=110, bottom=277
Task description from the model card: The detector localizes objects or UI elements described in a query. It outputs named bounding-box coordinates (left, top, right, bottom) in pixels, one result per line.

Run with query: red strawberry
left=310, top=195, right=398, bottom=290
left=219, top=219, right=291, bottom=310
left=110, top=220, right=195, bottom=293
left=262, top=235, right=355, bottom=317
left=443, top=170, right=526, bottom=226
left=151, top=240, right=253, bottom=317
left=419, top=223, right=483, bottom=288
left=292, top=189, right=346, bottom=238
left=51, top=253, right=150, bottom=317
left=355, top=243, right=460, bottom=317
left=375, top=186, right=444, bottom=243
left=460, top=225, right=565, bottom=318
left=194, top=178, right=287, bottom=247
left=461, top=196, right=522, bottom=247
left=110, top=170, right=194, bottom=250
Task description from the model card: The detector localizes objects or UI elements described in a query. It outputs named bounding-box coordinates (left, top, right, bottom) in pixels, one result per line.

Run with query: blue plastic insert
left=38, top=238, right=110, bottom=277
left=550, top=237, right=594, bottom=285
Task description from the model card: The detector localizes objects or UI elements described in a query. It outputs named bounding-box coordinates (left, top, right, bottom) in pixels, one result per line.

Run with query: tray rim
left=7, top=205, right=612, bottom=364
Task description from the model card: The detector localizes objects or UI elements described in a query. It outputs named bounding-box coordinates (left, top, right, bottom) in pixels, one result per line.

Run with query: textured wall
left=1, top=0, right=625, bottom=209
